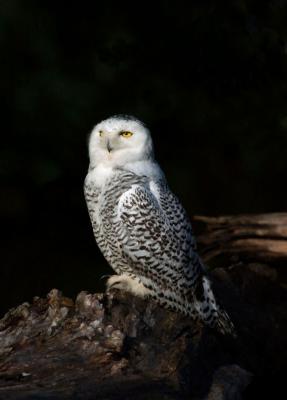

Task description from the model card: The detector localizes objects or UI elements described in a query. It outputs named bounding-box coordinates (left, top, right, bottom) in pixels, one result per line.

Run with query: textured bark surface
left=194, top=213, right=287, bottom=263
left=0, top=213, right=286, bottom=400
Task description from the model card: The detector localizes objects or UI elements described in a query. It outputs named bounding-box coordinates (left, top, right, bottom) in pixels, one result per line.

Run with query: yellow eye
left=99, top=130, right=104, bottom=137
left=120, top=131, right=133, bottom=138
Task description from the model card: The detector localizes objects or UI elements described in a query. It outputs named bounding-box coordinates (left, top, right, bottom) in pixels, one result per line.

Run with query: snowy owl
left=84, top=115, right=234, bottom=335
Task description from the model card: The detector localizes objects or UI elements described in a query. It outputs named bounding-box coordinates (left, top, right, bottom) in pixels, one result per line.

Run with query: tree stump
left=0, top=213, right=286, bottom=399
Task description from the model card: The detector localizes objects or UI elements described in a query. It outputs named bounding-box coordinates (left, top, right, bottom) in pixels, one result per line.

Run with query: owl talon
left=106, top=275, right=123, bottom=292
left=106, top=274, right=150, bottom=298
left=100, top=274, right=112, bottom=281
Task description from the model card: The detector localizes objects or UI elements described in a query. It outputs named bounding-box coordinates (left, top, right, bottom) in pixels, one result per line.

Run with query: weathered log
left=194, top=213, right=287, bottom=263
left=0, top=288, right=252, bottom=400
left=0, top=213, right=286, bottom=399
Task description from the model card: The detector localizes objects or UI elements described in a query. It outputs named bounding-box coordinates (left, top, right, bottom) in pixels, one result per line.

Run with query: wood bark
left=194, top=213, right=287, bottom=263
left=0, top=213, right=286, bottom=399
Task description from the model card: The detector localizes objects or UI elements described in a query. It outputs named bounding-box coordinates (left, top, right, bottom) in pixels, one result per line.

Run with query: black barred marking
left=194, top=278, right=205, bottom=302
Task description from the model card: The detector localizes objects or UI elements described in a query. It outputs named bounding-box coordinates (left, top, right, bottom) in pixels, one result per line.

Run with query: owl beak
left=107, top=140, right=113, bottom=153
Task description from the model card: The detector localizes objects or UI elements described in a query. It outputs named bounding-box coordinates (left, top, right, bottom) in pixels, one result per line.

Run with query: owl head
left=88, top=115, right=154, bottom=167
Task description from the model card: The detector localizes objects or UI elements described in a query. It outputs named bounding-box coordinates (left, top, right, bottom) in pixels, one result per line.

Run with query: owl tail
left=197, top=276, right=236, bottom=337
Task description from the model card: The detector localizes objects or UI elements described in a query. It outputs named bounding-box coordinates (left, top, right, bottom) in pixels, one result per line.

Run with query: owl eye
left=99, top=130, right=104, bottom=137
left=120, top=131, right=133, bottom=138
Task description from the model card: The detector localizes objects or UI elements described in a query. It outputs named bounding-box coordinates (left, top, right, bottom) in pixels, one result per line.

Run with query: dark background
left=1, top=0, right=287, bottom=316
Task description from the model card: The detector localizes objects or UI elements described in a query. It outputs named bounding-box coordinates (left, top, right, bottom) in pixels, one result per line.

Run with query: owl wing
left=117, top=183, right=202, bottom=295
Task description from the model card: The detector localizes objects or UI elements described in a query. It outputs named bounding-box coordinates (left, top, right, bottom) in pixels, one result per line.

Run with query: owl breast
left=84, top=168, right=149, bottom=274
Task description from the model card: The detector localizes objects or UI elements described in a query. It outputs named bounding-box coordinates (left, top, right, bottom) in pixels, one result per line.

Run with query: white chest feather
left=86, top=164, right=114, bottom=189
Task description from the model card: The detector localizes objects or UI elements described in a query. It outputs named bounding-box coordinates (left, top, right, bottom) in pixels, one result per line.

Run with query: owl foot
left=100, top=274, right=112, bottom=281
left=106, top=274, right=150, bottom=298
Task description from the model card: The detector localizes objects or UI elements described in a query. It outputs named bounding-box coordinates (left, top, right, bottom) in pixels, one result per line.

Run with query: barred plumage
left=84, top=115, right=234, bottom=335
